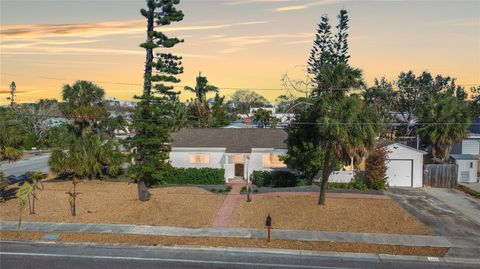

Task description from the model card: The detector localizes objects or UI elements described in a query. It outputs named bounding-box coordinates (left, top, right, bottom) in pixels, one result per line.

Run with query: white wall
left=386, top=144, right=425, bottom=187
left=455, top=159, right=478, bottom=183
left=462, top=140, right=480, bottom=156
left=329, top=171, right=356, bottom=183
left=170, top=147, right=226, bottom=169
left=248, top=148, right=288, bottom=179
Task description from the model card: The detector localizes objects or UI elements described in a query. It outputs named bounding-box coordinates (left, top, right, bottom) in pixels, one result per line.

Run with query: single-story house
left=450, top=154, right=479, bottom=183
left=170, top=128, right=288, bottom=182
left=451, top=117, right=480, bottom=174
left=378, top=141, right=427, bottom=187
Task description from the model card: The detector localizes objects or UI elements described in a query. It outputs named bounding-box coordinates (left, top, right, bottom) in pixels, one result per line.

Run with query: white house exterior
left=380, top=141, right=426, bottom=187
left=451, top=117, right=480, bottom=175
left=450, top=154, right=479, bottom=183
left=170, top=129, right=288, bottom=182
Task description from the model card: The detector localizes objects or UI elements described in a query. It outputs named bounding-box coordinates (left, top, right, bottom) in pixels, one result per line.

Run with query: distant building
left=105, top=97, right=137, bottom=108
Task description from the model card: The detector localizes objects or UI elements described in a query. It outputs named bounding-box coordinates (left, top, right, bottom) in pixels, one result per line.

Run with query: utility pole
left=7, top=81, right=16, bottom=106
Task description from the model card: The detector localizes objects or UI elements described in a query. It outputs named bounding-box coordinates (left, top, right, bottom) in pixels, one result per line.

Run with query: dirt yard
left=0, top=181, right=225, bottom=228
left=0, top=231, right=448, bottom=257
left=230, top=195, right=431, bottom=235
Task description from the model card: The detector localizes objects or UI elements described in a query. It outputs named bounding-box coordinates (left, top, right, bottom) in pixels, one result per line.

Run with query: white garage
left=380, top=142, right=426, bottom=187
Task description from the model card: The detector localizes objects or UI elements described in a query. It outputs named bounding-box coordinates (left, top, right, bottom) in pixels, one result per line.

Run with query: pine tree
left=131, top=0, right=185, bottom=201
left=334, top=9, right=350, bottom=63
left=7, top=82, right=16, bottom=107
left=308, top=15, right=333, bottom=75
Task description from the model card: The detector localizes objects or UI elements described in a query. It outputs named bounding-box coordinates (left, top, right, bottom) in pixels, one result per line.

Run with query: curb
left=2, top=239, right=480, bottom=265
left=0, top=221, right=452, bottom=248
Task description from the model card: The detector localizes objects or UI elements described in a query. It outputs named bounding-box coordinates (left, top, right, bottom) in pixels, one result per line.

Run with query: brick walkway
left=212, top=179, right=245, bottom=227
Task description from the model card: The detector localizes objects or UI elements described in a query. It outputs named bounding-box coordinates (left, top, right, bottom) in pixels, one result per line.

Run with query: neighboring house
left=170, top=128, right=288, bottom=182
left=450, top=154, right=479, bottom=183
left=41, top=117, right=69, bottom=128
left=450, top=117, right=480, bottom=174
left=378, top=140, right=426, bottom=187
left=223, top=119, right=251, bottom=129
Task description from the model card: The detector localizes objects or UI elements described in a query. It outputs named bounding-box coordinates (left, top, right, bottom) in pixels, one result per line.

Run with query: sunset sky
left=0, top=0, right=479, bottom=104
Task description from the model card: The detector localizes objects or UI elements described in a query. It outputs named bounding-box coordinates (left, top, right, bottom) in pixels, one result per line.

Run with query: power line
left=2, top=72, right=478, bottom=92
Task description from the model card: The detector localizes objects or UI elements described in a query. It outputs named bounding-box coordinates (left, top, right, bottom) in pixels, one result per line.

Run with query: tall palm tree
left=184, top=72, right=218, bottom=127
left=61, top=81, right=107, bottom=137
left=311, top=62, right=379, bottom=205
left=184, top=72, right=219, bottom=102
left=49, top=81, right=122, bottom=179
left=417, top=93, right=471, bottom=161
left=313, top=94, right=380, bottom=205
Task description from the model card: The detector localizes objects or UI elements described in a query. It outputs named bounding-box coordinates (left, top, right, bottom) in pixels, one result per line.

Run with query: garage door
left=386, top=160, right=412, bottom=187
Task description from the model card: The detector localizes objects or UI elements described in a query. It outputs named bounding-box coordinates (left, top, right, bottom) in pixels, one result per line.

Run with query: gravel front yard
left=230, top=195, right=431, bottom=235
left=0, top=181, right=225, bottom=228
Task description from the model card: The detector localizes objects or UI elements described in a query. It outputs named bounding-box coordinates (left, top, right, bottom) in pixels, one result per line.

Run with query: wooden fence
left=423, top=164, right=458, bottom=188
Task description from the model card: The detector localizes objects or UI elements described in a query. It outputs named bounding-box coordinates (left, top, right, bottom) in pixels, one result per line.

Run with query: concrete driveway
left=387, top=188, right=480, bottom=258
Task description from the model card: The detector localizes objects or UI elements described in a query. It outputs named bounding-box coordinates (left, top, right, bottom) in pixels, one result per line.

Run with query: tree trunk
left=138, top=181, right=151, bottom=202
left=317, top=144, right=336, bottom=205
left=31, top=193, right=35, bottom=214
left=28, top=195, right=33, bottom=214
left=143, top=6, right=155, bottom=97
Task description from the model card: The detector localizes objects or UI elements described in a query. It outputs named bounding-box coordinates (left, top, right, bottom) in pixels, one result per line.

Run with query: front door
left=235, top=163, right=244, bottom=178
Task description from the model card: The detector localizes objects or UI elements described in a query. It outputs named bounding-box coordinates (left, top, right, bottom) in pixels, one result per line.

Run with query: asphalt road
left=0, top=153, right=51, bottom=177
left=0, top=241, right=477, bottom=269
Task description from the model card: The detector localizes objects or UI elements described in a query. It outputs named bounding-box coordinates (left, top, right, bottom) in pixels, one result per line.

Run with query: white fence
left=328, top=171, right=356, bottom=183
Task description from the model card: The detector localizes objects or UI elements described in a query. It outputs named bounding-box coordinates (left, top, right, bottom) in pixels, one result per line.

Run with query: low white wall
left=248, top=148, right=288, bottom=179
left=329, top=171, right=356, bottom=183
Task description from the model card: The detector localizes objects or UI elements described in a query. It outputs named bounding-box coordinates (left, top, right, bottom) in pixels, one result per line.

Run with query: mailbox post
left=265, top=214, right=272, bottom=242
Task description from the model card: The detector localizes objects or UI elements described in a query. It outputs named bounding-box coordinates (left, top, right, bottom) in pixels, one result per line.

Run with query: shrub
left=162, top=168, right=225, bottom=185
left=365, top=146, right=389, bottom=190
left=252, top=171, right=298, bottom=187
left=348, top=179, right=368, bottom=190
left=326, top=179, right=368, bottom=190
left=240, top=185, right=259, bottom=194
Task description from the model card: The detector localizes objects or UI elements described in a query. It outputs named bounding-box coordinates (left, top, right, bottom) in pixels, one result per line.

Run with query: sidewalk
left=0, top=221, right=453, bottom=248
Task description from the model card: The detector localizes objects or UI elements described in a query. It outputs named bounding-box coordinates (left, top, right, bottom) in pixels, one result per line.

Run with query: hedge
left=252, top=170, right=298, bottom=187
left=162, top=168, right=225, bottom=185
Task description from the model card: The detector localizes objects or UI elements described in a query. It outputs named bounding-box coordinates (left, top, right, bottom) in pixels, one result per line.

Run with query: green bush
left=327, top=179, right=368, bottom=190
left=240, top=185, right=259, bottom=194
left=252, top=171, right=298, bottom=187
left=162, top=168, right=225, bottom=185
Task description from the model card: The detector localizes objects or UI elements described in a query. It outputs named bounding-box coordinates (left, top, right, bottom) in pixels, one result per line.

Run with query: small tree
left=26, top=171, right=44, bottom=214
left=0, top=171, right=7, bottom=202
left=15, top=182, right=33, bottom=235
left=7, top=82, right=16, bottom=107
left=470, top=86, right=479, bottom=118
left=365, top=146, right=389, bottom=190
left=66, top=177, right=81, bottom=216
left=254, top=108, right=274, bottom=128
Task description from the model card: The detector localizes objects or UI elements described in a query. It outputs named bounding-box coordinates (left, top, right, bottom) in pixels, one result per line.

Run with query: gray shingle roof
left=171, top=128, right=287, bottom=153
